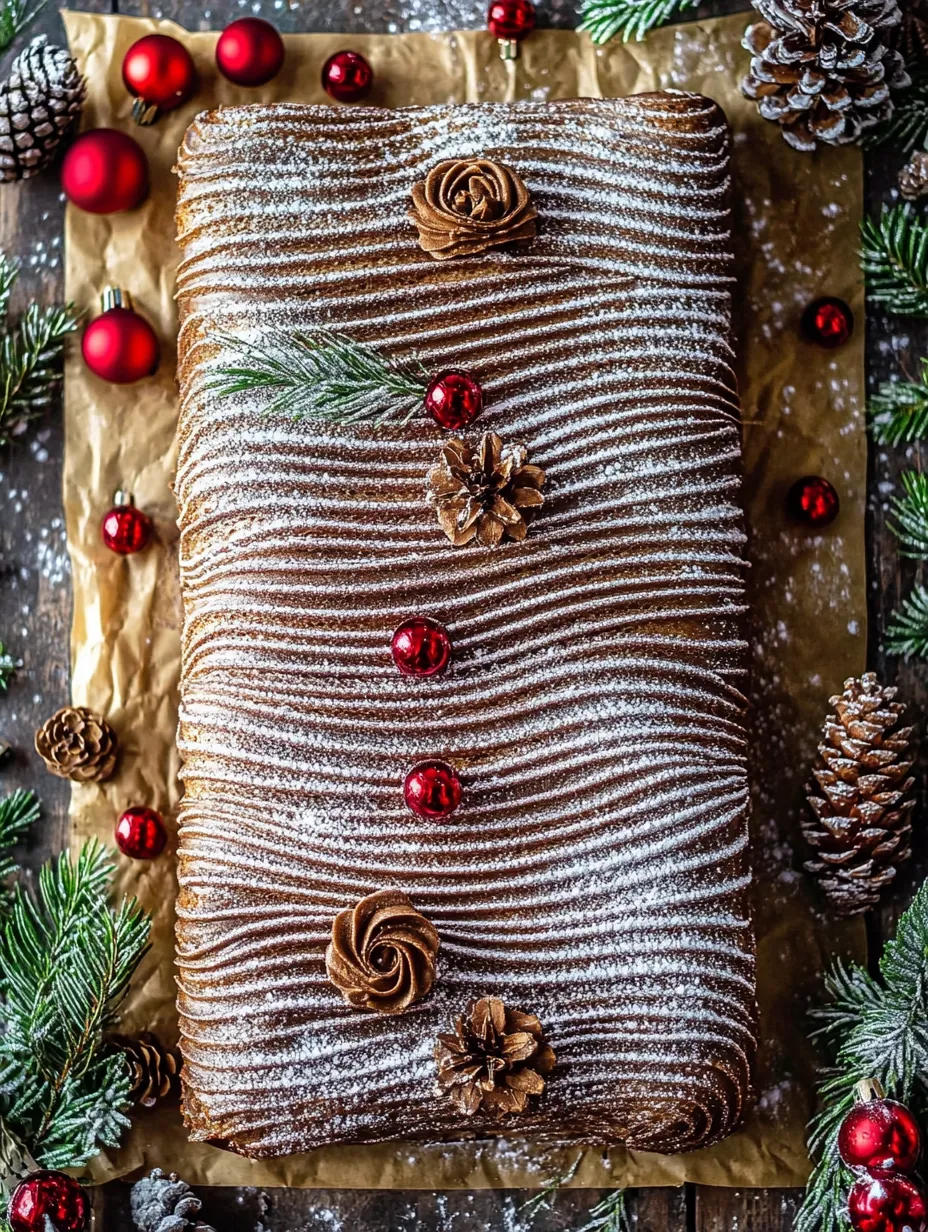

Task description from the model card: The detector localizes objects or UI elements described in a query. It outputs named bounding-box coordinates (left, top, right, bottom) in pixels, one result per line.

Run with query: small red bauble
left=787, top=475, right=840, bottom=528
left=403, top=760, right=462, bottom=819
left=60, top=128, right=149, bottom=214
left=115, top=806, right=167, bottom=859
left=802, top=296, right=854, bottom=349
left=848, top=1170, right=928, bottom=1232
left=102, top=491, right=153, bottom=556
left=840, top=1097, right=922, bottom=1173
left=487, top=0, right=536, bottom=58
left=322, top=51, right=373, bottom=104
left=82, top=288, right=160, bottom=384
left=7, top=1170, right=90, bottom=1232
left=216, top=18, right=285, bottom=87
left=392, top=617, right=452, bottom=677
left=122, top=34, right=197, bottom=125
left=424, top=370, right=483, bottom=431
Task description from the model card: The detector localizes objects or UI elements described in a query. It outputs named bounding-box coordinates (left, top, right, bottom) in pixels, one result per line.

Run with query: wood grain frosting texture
left=173, top=95, right=757, bottom=1159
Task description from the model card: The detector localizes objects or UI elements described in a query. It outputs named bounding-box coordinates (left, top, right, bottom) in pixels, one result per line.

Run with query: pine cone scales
left=130, top=1168, right=216, bottom=1232
left=34, top=705, right=117, bottom=782
left=802, top=673, right=916, bottom=915
left=116, top=1032, right=179, bottom=1108
left=0, top=37, right=86, bottom=183
left=900, top=151, right=928, bottom=200
left=427, top=432, right=546, bottom=548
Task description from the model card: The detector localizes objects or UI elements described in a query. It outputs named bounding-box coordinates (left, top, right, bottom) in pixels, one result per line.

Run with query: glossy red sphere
left=391, top=617, right=452, bottom=677
left=802, top=296, right=854, bottom=349
left=82, top=307, right=160, bottom=384
left=122, top=34, right=197, bottom=113
left=403, top=760, right=462, bottom=819
left=115, top=806, right=167, bottom=859
left=787, top=475, right=840, bottom=528
left=848, top=1170, right=928, bottom=1232
left=216, top=18, right=285, bottom=87
left=60, top=128, right=149, bottom=214
left=487, top=0, right=536, bottom=41
left=424, top=370, right=483, bottom=431
left=102, top=501, right=153, bottom=555
left=7, top=1171, right=90, bottom=1232
left=840, top=1099, right=922, bottom=1173
left=322, top=50, right=373, bottom=103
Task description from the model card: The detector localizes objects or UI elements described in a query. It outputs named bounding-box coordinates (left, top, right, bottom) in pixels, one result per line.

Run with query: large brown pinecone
left=741, top=0, right=910, bottom=152
left=801, top=673, right=916, bottom=915
left=0, top=36, right=85, bottom=183
left=34, top=705, right=118, bottom=783
left=116, top=1033, right=179, bottom=1109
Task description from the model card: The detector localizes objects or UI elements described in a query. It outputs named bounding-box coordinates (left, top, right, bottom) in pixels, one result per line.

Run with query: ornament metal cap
left=855, top=1077, right=886, bottom=1103
left=131, top=96, right=159, bottom=126
left=498, top=37, right=520, bottom=58
left=112, top=489, right=134, bottom=507
left=101, top=286, right=133, bottom=312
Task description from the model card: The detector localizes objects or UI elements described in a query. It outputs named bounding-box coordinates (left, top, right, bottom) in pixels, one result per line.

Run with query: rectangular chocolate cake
left=174, top=94, right=757, bottom=1158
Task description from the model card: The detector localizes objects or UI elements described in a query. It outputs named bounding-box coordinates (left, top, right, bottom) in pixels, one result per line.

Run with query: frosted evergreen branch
left=0, top=0, right=46, bottom=55
left=890, top=471, right=928, bottom=557
left=886, top=583, right=928, bottom=659
left=870, top=360, right=928, bottom=445
left=861, top=206, right=928, bottom=318
left=0, top=640, right=16, bottom=692
left=578, top=0, right=696, bottom=42
left=864, top=69, right=928, bottom=155
left=578, top=1190, right=631, bottom=1232
left=0, top=791, right=38, bottom=892
left=517, top=1152, right=583, bottom=1222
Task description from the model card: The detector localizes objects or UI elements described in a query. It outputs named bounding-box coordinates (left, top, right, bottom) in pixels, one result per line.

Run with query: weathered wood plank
left=696, top=1186, right=805, bottom=1231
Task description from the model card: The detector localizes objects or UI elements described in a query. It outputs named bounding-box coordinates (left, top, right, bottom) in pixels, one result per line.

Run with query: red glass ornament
left=392, top=617, right=452, bottom=677
left=216, top=18, right=285, bottom=87
left=403, top=760, right=462, bottom=819
left=424, top=370, right=483, bottom=431
left=122, top=34, right=197, bottom=124
left=82, top=288, right=160, bottom=384
left=487, top=0, right=536, bottom=58
left=115, top=806, right=167, bottom=859
left=60, top=128, right=149, bottom=214
left=840, top=1097, right=922, bottom=1173
left=787, top=475, right=840, bottom=528
left=7, top=1171, right=90, bottom=1232
left=802, top=296, right=854, bottom=349
left=322, top=50, right=373, bottom=103
left=848, top=1170, right=928, bottom=1232
left=102, top=491, right=153, bottom=556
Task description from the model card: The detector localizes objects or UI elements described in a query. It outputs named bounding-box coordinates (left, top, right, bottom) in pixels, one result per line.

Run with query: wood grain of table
left=0, top=0, right=919, bottom=1227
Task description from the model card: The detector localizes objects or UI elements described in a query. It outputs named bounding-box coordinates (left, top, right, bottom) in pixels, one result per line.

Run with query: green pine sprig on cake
left=860, top=205, right=928, bottom=318
left=578, top=0, right=695, bottom=43
left=886, top=583, right=928, bottom=659
left=870, top=361, right=928, bottom=445
left=0, top=0, right=45, bottom=55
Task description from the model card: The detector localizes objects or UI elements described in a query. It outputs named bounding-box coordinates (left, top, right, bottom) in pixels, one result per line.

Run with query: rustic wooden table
left=0, top=0, right=918, bottom=1227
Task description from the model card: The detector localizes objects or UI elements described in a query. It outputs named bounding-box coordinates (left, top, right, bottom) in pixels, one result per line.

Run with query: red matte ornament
left=60, top=128, right=149, bottom=214
left=424, top=371, right=483, bottom=431
left=102, top=491, right=153, bottom=556
left=787, top=475, right=840, bottom=528
left=403, top=760, right=462, bottom=819
left=802, top=296, right=854, bottom=349
left=322, top=50, right=373, bottom=103
left=82, top=288, right=160, bottom=384
left=7, top=1171, right=90, bottom=1232
left=848, top=1170, right=928, bottom=1232
left=122, top=34, right=197, bottom=125
left=216, top=18, right=285, bottom=87
left=487, top=0, right=536, bottom=58
left=115, top=806, right=167, bottom=859
left=391, top=617, right=452, bottom=677
left=840, top=1096, right=922, bottom=1173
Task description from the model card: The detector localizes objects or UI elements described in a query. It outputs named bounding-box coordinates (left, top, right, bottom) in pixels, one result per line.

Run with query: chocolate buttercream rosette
left=409, top=158, right=537, bottom=260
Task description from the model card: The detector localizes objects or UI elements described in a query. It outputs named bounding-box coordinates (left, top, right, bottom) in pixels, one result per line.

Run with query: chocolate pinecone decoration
left=741, top=0, right=910, bottom=152
left=129, top=1168, right=216, bottom=1232
left=427, top=432, right=546, bottom=548
left=802, top=673, right=916, bottom=916
left=0, top=37, right=86, bottom=183
left=900, top=150, right=928, bottom=200
left=35, top=705, right=117, bottom=783
left=116, top=1032, right=179, bottom=1109
left=434, top=996, right=556, bottom=1118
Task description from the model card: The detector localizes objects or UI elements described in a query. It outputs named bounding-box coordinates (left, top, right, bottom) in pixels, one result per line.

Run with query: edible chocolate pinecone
left=802, top=673, right=916, bottom=916
left=427, top=432, right=546, bottom=548
left=116, top=1032, right=179, bottom=1109
left=434, top=996, right=556, bottom=1118
left=129, top=1168, right=216, bottom=1232
left=0, top=37, right=86, bottom=183
left=34, top=705, right=117, bottom=783
left=741, top=0, right=910, bottom=152
left=900, top=150, right=928, bottom=199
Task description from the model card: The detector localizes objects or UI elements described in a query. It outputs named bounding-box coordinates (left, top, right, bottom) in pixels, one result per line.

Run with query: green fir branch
left=578, top=0, right=696, bottom=42
left=0, top=0, right=46, bottom=55
left=864, top=69, right=928, bottom=155
left=870, top=359, right=928, bottom=445
left=890, top=471, right=928, bottom=557
left=518, top=1153, right=583, bottom=1222
left=212, top=330, right=429, bottom=428
left=860, top=205, right=928, bottom=318
left=0, top=641, right=15, bottom=692
left=886, top=583, right=928, bottom=659
left=578, top=1190, right=631, bottom=1232
left=0, top=790, right=38, bottom=892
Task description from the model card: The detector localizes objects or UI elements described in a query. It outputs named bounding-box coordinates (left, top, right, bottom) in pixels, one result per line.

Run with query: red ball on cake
left=487, top=0, right=536, bottom=58
left=802, top=296, right=854, bottom=349
left=216, top=18, right=285, bottom=87
left=102, top=491, right=153, bottom=555
left=115, top=806, right=167, bottom=859
left=61, top=128, right=149, bottom=214
left=7, top=1171, right=90, bottom=1232
left=82, top=288, right=160, bottom=384
left=787, top=475, right=839, bottom=528
left=424, top=370, right=483, bottom=430
left=404, top=760, right=462, bottom=818
left=839, top=1095, right=921, bottom=1173
left=392, top=617, right=452, bottom=677
left=122, top=34, right=197, bottom=125
left=322, top=50, right=373, bottom=104
left=848, top=1170, right=928, bottom=1232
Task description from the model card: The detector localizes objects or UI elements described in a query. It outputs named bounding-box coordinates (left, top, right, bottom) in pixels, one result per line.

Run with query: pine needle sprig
left=0, top=640, right=15, bottom=692
left=0, top=298, right=81, bottom=446
left=870, top=360, right=928, bottom=445
left=860, top=205, right=928, bottom=318
left=864, top=69, right=928, bottom=155
left=212, top=330, right=429, bottom=427
left=518, top=1153, right=583, bottom=1222
left=578, top=1190, right=631, bottom=1232
left=0, top=790, right=38, bottom=891
left=889, top=471, right=928, bottom=557
left=0, top=0, right=46, bottom=55
left=578, top=0, right=696, bottom=43
left=886, top=583, right=928, bottom=659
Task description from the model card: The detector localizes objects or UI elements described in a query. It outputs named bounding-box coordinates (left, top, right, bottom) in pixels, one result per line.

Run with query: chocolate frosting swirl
left=325, top=889, right=440, bottom=1014
left=408, top=158, right=537, bottom=260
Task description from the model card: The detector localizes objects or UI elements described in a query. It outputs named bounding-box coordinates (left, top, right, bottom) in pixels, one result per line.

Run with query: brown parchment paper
left=62, top=9, right=867, bottom=1191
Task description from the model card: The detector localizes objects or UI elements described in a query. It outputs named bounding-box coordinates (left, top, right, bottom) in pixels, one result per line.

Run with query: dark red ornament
left=840, top=1092, right=922, bottom=1174
left=802, top=296, right=854, bottom=349
left=7, top=1171, right=90, bottom=1232
left=122, top=34, right=197, bottom=125
left=82, top=288, right=160, bottom=385
left=115, top=806, right=167, bottom=859
left=487, top=0, right=536, bottom=59
left=424, top=370, right=483, bottom=431
left=391, top=617, right=452, bottom=677
left=787, top=475, right=840, bottom=528
left=848, top=1170, right=928, bottom=1232
left=60, top=128, right=149, bottom=214
left=102, top=491, right=153, bottom=556
left=403, top=760, right=462, bottom=819
left=216, top=18, right=285, bottom=87
left=322, top=50, right=373, bottom=103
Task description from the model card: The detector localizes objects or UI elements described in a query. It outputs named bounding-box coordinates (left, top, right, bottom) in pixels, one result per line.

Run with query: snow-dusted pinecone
left=900, top=150, right=928, bottom=199
left=129, top=1168, right=217, bottom=1232
left=0, top=36, right=85, bottom=183
left=741, top=0, right=911, bottom=152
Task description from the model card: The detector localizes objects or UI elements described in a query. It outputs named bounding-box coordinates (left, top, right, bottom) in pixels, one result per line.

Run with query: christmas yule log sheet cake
left=173, top=95, right=757, bottom=1158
